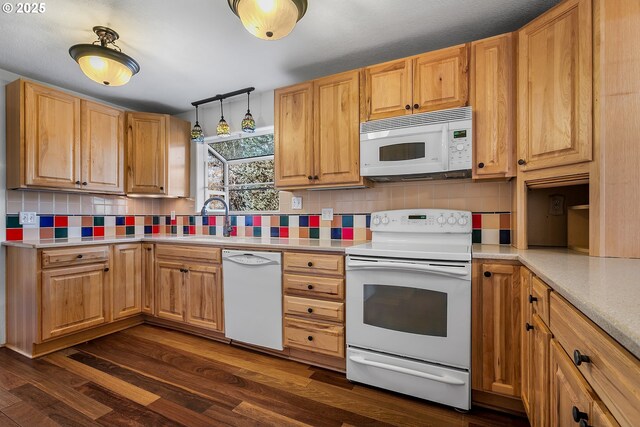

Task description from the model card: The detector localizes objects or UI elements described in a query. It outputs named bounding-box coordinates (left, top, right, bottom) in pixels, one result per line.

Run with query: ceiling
left=0, top=0, right=559, bottom=115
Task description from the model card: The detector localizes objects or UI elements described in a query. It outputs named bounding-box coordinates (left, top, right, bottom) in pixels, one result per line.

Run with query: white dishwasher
left=222, top=250, right=282, bottom=350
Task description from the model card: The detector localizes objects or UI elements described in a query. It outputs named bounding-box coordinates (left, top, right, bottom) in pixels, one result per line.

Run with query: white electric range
left=345, top=209, right=472, bottom=410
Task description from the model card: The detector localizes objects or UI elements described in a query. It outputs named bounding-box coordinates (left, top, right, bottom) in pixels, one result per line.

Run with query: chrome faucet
left=200, top=197, right=233, bottom=237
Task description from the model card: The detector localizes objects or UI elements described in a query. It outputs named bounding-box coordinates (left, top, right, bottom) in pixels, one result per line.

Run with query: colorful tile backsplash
left=5, top=212, right=511, bottom=244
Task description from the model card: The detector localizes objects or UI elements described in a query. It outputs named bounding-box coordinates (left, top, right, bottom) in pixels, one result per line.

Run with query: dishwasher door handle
left=348, top=355, right=465, bottom=385
left=223, top=254, right=281, bottom=266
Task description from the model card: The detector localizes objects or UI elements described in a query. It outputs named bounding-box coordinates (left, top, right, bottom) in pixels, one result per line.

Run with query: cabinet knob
left=313, top=175, right=319, bottom=180
left=307, top=176, right=313, bottom=180
left=518, top=159, right=526, bottom=166
left=405, top=104, right=411, bottom=110
left=572, top=406, right=589, bottom=423
left=103, top=267, right=109, bottom=272
left=413, top=104, right=419, bottom=110
left=75, top=181, right=81, bottom=185
left=307, top=284, right=314, bottom=290
left=307, top=336, right=313, bottom=341
left=160, top=186, right=164, bottom=191
left=579, top=420, right=591, bottom=427
left=573, top=350, right=591, bottom=366
left=525, top=323, right=534, bottom=331
left=307, top=262, right=313, bottom=267
left=77, top=254, right=83, bottom=259
left=146, top=247, right=152, bottom=251
left=483, top=271, right=492, bottom=278
left=82, top=181, right=88, bottom=186
left=529, top=295, right=538, bottom=303
left=307, top=308, right=313, bottom=314
left=478, top=162, right=485, bottom=169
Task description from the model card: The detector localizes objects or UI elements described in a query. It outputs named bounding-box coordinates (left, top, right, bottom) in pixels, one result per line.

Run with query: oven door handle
left=348, top=355, right=465, bottom=386
left=347, top=260, right=468, bottom=277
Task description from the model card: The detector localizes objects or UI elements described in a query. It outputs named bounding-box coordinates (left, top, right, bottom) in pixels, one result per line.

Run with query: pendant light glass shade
left=241, top=92, right=256, bottom=133
left=69, top=26, right=140, bottom=86
left=216, top=100, right=231, bottom=137
left=191, top=106, right=205, bottom=144
left=228, top=0, right=308, bottom=40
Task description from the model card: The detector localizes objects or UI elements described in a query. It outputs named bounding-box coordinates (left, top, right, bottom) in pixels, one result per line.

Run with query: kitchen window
left=205, top=127, right=279, bottom=213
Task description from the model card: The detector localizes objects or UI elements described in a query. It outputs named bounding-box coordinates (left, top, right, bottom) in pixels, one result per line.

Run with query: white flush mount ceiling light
left=69, top=26, right=140, bottom=86
left=227, top=0, right=308, bottom=40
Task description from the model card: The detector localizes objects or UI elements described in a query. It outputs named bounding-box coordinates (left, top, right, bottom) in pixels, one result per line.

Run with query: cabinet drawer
left=550, top=292, right=640, bottom=427
left=284, top=296, right=344, bottom=323
left=156, top=245, right=221, bottom=264
left=41, top=246, right=109, bottom=268
left=283, top=252, right=344, bottom=275
left=284, top=317, right=344, bottom=358
left=283, top=274, right=344, bottom=300
left=531, top=276, right=551, bottom=325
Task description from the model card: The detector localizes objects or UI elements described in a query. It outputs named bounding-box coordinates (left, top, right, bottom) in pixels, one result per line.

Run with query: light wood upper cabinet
left=185, top=264, right=223, bottom=332
left=274, top=82, right=314, bottom=188
left=313, top=71, right=361, bottom=186
left=362, top=58, right=413, bottom=121
left=362, top=44, right=469, bottom=122
left=141, top=243, right=155, bottom=315
left=41, top=263, right=108, bottom=341
left=517, top=0, right=592, bottom=171
left=81, top=100, right=124, bottom=193
left=471, top=33, right=516, bottom=178
left=112, top=244, right=142, bottom=320
left=275, top=71, right=364, bottom=190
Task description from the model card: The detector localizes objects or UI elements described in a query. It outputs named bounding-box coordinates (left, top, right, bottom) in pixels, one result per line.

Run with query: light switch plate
left=19, top=212, right=37, bottom=225
left=321, top=208, right=334, bottom=221
left=291, top=196, right=303, bottom=210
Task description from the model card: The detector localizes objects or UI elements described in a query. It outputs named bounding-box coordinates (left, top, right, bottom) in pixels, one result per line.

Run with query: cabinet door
left=81, top=100, right=124, bottom=193
left=362, top=58, right=412, bottom=121
left=413, top=44, right=469, bottom=113
left=517, top=0, right=592, bottom=171
left=112, top=244, right=142, bottom=320
left=479, top=263, right=521, bottom=397
left=185, top=264, right=223, bottom=331
left=313, top=71, right=361, bottom=186
left=141, top=243, right=155, bottom=315
left=24, top=81, right=81, bottom=189
left=531, top=314, right=552, bottom=427
left=155, top=261, right=185, bottom=322
left=126, top=113, right=167, bottom=194
left=521, top=267, right=533, bottom=417
left=591, top=400, right=621, bottom=427
left=471, top=33, right=516, bottom=178
left=41, top=263, right=108, bottom=340
left=274, top=82, right=314, bottom=188
left=550, top=339, right=594, bottom=427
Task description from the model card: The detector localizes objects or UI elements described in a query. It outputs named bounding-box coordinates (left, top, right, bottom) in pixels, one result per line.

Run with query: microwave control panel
left=448, top=128, right=472, bottom=170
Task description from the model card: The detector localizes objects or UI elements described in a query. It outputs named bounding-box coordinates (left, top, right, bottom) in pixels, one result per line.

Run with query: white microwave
left=360, top=106, right=472, bottom=181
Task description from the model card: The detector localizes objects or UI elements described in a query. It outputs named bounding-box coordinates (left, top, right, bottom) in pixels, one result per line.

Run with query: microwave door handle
left=347, top=260, right=468, bottom=277
left=441, top=123, right=449, bottom=171
left=348, top=355, right=465, bottom=386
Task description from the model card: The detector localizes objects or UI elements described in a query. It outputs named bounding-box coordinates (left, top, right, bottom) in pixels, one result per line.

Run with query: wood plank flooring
left=0, top=325, right=529, bottom=426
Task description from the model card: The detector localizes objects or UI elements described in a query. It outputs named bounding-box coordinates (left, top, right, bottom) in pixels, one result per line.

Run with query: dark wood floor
left=0, top=325, right=529, bottom=426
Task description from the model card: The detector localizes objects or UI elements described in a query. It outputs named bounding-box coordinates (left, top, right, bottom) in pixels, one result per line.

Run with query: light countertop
left=474, top=244, right=640, bottom=359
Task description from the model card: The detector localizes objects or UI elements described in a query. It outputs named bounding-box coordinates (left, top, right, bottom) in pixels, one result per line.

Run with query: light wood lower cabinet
left=520, top=267, right=533, bottom=417
left=112, top=244, right=142, bottom=320
left=185, top=264, right=223, bottom=331
left=141, top=243, right=155, bottom=315
left=156, top=261, right=187, bottom=322
left=531, top=314, right=552, bottom=427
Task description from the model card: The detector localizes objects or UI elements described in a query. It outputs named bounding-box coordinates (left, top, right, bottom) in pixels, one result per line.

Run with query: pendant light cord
left=195, top=105, right=199, bottom=124
left=220, top=99, right=224, bottom=119
left=247, top=92, right=251, bottom=113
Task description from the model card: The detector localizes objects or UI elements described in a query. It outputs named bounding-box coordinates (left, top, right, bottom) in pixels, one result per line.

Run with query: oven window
left=379, top=143, right=426, bottom=162
left=363, top=284, right=447, bottom=337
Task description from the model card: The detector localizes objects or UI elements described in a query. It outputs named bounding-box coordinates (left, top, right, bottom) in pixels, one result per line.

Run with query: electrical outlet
left=19, top=211, right=37, bottom=225
left=170, top=210, right=176, bottom=220
left=549, top=195, right=565, bottom=216
left=291, top=196, right=302, bottom=210
left=321, top=208, right=334, bottom=221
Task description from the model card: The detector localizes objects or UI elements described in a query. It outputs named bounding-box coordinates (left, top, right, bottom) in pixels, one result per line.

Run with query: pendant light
left=216, top=99, right=231, bottom=137
left=69, top=26, right=140, bottom=86
left=191, top=105, right=205, bottom=143
left=227, top=0, right=308, bottom=41
left=241, top=92, right=256, bottom=133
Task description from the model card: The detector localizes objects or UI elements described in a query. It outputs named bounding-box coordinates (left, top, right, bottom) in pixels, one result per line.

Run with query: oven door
left=346, top=255, right=471, bottom=369
left=360, top=123, right=449, bottom=177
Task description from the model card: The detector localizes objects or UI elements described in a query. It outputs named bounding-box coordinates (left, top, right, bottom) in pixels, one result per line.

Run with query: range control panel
left=448, top=127, right=472, bottom=170
left=370, top=209, right=472, bottom=234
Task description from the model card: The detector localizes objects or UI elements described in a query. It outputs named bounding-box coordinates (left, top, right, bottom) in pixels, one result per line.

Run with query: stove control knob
left=437, top=215, right=446, bottom=225
left=372, top=215, right=381, bottom=225
left=458, top=217, right=468, bottom=226
left=381, top=216, right=389, bottom=225
left=447, top=216, right=457, bottom=225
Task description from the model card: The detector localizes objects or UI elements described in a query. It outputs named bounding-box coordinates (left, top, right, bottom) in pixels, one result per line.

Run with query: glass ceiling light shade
left=242, top=92, right=256, bottom=133
left=228, top=0, right=308, bottom=40
left=217, top=100, right=231, bottom=137
left=191, top=105, right=205, bottom=144
left=69, top=26, right=140, bottom=86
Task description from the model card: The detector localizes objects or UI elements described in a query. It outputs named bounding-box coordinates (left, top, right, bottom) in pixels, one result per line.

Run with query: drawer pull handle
left=573, top=350, right=591, bottom=366
left=77, top=254, right=83, bottom=259
left=104, top=267, right=109, bottom=272
left=525, top=323, right=534, bottom=331
left=307, top=261, right=313, bottom=267
left=572, top=406, right=588, bottom=422
left=529, top=295, right=538, bottom=303
left=307, top=284, right=314, bottom=290
left=307, top=336, right=313, bottom=341
left=307, top=308, right=313, bottom=313
left=483, top=271, right=491, bottom=278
